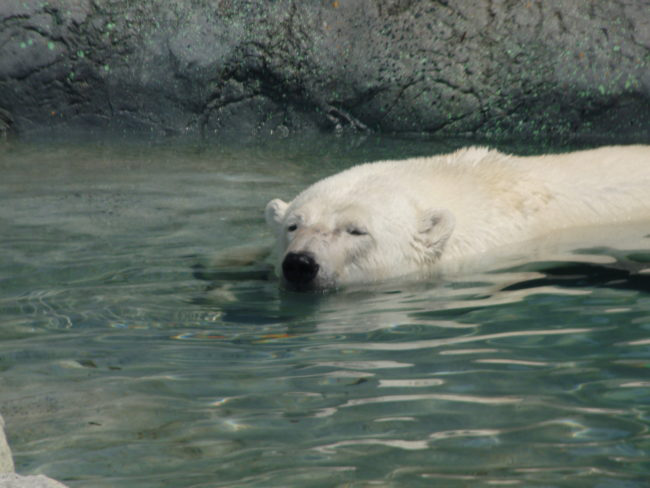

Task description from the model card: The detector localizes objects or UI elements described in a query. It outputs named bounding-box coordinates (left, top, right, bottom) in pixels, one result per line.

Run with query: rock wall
left=1, top=0, right=649, bottom=141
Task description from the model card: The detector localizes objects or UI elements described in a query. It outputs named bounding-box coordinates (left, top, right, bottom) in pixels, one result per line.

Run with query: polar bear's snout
left=282, top=251, right=320, bottom=286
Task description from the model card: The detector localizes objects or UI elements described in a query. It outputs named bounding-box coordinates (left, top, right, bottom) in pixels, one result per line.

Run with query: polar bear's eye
left=347, top=226, right=367, bottom=236
left=287, top=224, right=298, bottom=232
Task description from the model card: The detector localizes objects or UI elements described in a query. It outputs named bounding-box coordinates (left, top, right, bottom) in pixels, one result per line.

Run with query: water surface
left=1, top=136, right=649, bottom=487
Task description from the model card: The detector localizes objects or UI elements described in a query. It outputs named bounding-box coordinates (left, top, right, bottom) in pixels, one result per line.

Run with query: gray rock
left=1, top=416, right=69, bottom=488
left=0, top=474, right=69, bottom=488
left=0, top=415, right=13, bottom=474
left=0, top=0, right=649, bottom=141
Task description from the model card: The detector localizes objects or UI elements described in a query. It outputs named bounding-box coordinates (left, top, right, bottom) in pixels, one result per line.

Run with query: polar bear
left=265, top=146, right=650, bottom=291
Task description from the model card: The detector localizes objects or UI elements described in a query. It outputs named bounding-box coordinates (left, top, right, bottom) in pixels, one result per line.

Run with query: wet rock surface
left=0, top=415, right=13, bottom=474
left=1, top=414, right=70, bottom=487
left=0, top=474, right=70, bottom=488
left=1, top=0, right=649, bottom=141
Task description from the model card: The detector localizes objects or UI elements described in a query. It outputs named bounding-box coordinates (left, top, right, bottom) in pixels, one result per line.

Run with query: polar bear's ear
left=265, top=199, right=288, bottom=231
left=419, top=208, right=455, bottom=254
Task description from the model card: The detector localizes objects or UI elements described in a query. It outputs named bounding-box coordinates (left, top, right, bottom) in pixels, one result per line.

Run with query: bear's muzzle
left=282, top=252, right=320, bottom=287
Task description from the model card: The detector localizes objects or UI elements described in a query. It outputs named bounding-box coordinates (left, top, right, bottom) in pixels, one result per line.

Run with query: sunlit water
left=1, top=136, right=649, bottom=488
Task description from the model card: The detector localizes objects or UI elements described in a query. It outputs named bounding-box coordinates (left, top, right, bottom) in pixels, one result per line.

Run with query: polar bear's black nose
left=282, top=252, right=319, bottom=285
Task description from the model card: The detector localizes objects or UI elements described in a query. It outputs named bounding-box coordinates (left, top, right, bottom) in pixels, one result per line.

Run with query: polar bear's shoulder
left=336, top=147, right=509, bottom=183
left=365, top=146, right=505, bottom=169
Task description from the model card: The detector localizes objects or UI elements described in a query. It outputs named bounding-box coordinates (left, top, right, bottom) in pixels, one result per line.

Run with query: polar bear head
left=265, top=164, right=455, bottom=291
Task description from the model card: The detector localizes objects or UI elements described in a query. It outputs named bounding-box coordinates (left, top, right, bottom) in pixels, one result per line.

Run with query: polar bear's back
left=299, top=145, right=650, bottom=229
left=522, top=145, right=650, bottom=226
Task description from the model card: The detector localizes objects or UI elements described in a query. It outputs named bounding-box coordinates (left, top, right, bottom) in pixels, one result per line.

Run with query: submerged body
left=265, top=146, right=650, bottom=290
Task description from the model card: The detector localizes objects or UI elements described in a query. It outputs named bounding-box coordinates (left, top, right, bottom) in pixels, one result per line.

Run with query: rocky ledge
left=0, top=2, right=648, bottom=485
left=1, top=1, right=649, bottom=140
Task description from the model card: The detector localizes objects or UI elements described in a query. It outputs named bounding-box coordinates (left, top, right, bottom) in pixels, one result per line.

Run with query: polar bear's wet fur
left=266, top=146, right=650, bottom=290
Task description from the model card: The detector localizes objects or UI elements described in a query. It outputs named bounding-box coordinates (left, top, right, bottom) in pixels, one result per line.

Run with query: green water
left=1, top=136, right=649, bottom=487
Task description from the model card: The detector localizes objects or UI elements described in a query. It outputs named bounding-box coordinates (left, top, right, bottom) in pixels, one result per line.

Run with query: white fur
left=266, top=146, right=650, bottom=289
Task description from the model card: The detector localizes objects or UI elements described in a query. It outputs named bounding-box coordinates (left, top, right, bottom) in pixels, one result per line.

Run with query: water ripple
left=332, top=327, right=595, bottom=351
left=315, top=438, right=429, bottom=453
left=340, top=393, right=523, bottom=408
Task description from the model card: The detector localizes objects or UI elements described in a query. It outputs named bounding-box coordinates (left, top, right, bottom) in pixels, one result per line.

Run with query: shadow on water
left=501, top=248, right=650, bottom=293
left=191, top=259, right=337, bottom=331
left=190, top=240, right=650, bottom=338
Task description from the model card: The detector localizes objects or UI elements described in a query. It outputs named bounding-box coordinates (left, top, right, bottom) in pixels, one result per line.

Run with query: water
left=1, top=136, right=649, bottom=488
